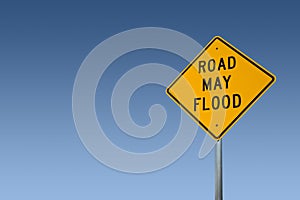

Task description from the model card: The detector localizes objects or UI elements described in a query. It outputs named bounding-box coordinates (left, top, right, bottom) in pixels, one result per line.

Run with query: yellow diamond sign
left=166, top=36, right=276, bottom=140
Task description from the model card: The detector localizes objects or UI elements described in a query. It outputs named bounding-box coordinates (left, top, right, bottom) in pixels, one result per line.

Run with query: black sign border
left=166, top=36, right=276, bottom=140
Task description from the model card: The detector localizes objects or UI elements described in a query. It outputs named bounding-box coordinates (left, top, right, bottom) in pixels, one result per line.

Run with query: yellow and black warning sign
left=166, top=36, right=276, bottom=140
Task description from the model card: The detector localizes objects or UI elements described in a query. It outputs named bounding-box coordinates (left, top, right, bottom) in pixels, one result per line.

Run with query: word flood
left=194, top=94, right=241, bottom=111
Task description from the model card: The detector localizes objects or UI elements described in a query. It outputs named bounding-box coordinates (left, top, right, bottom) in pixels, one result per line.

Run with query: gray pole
left=215, top=139, right=223, bottom=200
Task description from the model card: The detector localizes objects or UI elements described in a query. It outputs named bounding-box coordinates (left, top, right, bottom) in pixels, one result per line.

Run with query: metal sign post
left=215, top=139, right=223, bottom=200
left=166, top=36, right=276, bottom=200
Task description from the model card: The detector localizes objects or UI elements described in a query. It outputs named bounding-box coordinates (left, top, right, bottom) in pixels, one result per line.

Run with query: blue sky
left=0, top=1, right=299, bottom=199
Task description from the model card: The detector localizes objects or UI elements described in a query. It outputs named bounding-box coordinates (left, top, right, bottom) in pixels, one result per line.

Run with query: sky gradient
left=0, top=1, right=299, bottom=199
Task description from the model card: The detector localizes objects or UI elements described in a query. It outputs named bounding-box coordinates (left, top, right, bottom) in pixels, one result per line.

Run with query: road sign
left=166, top=36, right=276, bottom=140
